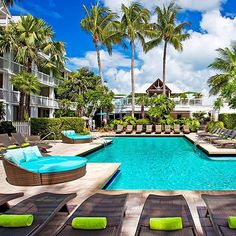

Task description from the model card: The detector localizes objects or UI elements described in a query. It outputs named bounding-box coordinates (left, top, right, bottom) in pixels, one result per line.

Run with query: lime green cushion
left=72, top=217, right=107, bottom=230
left=150, top=217, right=183, bottom=231
left=7, top=145, right=17, bottom=149
left=0, top=214, right=34, bottom=227
left=228, top=216, right=236, bottom=229
left=21, top=143, right=30, bottom=147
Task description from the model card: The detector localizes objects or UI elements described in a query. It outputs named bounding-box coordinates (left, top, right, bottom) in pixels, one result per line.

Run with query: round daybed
left=61, top=130, right=92, bottom=144
left=2, top=146, right=87, bottom=186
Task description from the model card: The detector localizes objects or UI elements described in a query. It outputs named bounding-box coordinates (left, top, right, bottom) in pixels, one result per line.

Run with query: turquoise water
left=86, top=137, right=236, bottom=190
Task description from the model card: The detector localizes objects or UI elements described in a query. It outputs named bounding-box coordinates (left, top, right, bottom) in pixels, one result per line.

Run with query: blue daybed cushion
left=20, top=156, right=87, bottom=174
left=62, top=130, right=92, bottom=140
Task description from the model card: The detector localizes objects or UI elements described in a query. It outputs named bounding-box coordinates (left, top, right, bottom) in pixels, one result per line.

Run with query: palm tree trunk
left=162, top=41, right=168, bottom=96
left=94, top=40, right=103, bottom=84
left=141, top=104, right=145, bottom=119
left=131, top=40, right=135, bottom=118
left=19, top=92, right=25, bottom=121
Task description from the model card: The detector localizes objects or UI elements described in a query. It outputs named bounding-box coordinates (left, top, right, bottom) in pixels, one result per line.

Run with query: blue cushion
left=22, top=146, right=43, bottom=158
left=23, top=150, right=39, bottom=162
left=5, top=148, right=25, bottom=165
left=70, top=134, right=92, bottom=140
left=19, top=156, right=87, bottom=174
left=62, top=130, right=76, bottom=137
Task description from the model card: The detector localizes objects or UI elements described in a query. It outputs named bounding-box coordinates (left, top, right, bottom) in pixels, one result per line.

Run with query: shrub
left=31, top=117, right=85, bottom=139
left=219, top=113, right=236, bottom=129
left=122, top=116, right=137, bottom=125
left=206, top=121, right=224, bottom=131
left=189, top=120, right=200, bottom=132
left=0, top=121, right=16, bottom=135
left=136, top=119, right=150, bottom=125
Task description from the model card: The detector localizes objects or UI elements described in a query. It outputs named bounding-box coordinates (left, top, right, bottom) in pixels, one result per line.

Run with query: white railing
left=12, top=121, right=31, bottom=136
left=0, top=56, right=59, bottom=86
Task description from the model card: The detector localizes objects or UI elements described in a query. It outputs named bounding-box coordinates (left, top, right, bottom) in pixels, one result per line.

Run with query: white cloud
left=68, top=7, right=236, bottom=95
left=102, top=0, right=226, bottom=12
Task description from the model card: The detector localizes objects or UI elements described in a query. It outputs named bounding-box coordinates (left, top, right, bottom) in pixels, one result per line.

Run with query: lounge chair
left=126, top=125, right=133, bottom=134
left=200, top=128, right=223, bottom=139
left=174, top=124, right=180, bottom=134
left=198, top=128, right=218, bottom=137
left=55, top=193, right=128, bottom=236
left=155, top=125, right=162, bottom=134
left=183, top=125, right=190, bottom=134
left=146, top=125, right=153, bottom=134
left=212, top=130, right=236, bottom=148
left=203, top=129, right=230, bottom=142
left=136, top=125, right=143, bottom=134
left=116, top=125, right=123, bottom=134
left=61, top=130, right=92, bottom=144
left=0, top=134, right=17, bottom=149
left=164, top=125, right=171, bottom=134
left=3, top=146, right=87, bottom=186
left=0, top=192, right=23, bottom=212
left=11, top=133, right=52, bottom=152
left=135, top=194, right=197, bottom=236
left=201, top=194, right=236, bottom=236
left=0, top=192, right=76, bottom=236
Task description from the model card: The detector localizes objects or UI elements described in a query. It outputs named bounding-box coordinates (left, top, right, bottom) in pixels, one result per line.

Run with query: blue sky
left=10, top=0, right=236, bottom=93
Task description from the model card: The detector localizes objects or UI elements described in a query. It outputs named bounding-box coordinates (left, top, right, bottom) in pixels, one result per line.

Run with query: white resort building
left=0, top=1, right=70, bottom=121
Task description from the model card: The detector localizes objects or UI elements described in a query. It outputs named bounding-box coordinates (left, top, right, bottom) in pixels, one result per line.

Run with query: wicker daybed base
left=61, top=133, right=91, bottom=144
left=2, top=158, right=86, bottom=186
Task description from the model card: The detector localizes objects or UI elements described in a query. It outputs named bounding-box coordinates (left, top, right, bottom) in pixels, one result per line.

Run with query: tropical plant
left=119, top=2, right=151, bottom=117
left=136, top=94, right=150, bottom=119
left=80, top=2, right=118, bottom=83
left=147, top=95, right=175, bottom=122
left=123, top=115, right=137, bottom=125
left=206, top=121, right=224, bottom=132
left=0, top=102, right=6, bottom=121
left=11, top=72, right=40, bottom=120
left=208, top=43, right=236, bottom=108
left=214, top=97, right=224, bottom=112
left=192, top=112, right=206, bottom=122
left=0, top=14, right=65, bottom=120
left=136, top=118, right=150, bottom=125
left=145, top=2, right=190, bottom=95
left=55, top=99, right=76, bottom=118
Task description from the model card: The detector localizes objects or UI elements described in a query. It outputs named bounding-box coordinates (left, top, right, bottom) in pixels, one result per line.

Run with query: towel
left=7, top=145, right=17, bottom=149
left=0, top=214, right=34, bottom=227
left=150, top=217, right=183, bottom=231
left=228, top=216, right=236, bottom=229
left=21, top=143, right=30, bottom=147
left=72, top=217, right=107, bottom=230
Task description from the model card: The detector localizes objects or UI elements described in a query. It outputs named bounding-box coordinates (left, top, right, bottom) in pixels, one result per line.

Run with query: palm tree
left=120, top=2, right=150, bottom=117
left=145, top=2, right=190, bottom=95
left=0, top=14, right=65, bottom=120
left=208, top=43, right=236, bottom=95
left=11, top=72, right=40, bottom=120
left=136, top=94, right=150, bottom=118
left=80, top=2, right=118, bottom=84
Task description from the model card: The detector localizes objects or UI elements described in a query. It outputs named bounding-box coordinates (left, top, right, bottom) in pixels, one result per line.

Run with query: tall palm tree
left=145, top=2, right=190, bottom=95
left=80, top=2, right=118, bottom=84
left=11, top=72, right=40, bottom=120
left=208, top=44, right=236, bottom=95
left=0, top=14, right=65, bottom=120
left=136, top=94, right=150, bottom=119
left=120, top=2, right=150, bottom=117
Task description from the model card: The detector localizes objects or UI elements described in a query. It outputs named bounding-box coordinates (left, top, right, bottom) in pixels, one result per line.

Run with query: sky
left=10, top=0, right=236, bottom=94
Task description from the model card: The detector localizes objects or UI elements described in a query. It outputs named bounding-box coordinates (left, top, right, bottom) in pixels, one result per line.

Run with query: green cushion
left=0, top=214, right=34, bottom=227
left=228, top=216, right=236, bottom=229
left=150, top=217, right=183, bottom=231
left=21, top=143, right=30, bottom=147
left=72, top=217, right=107, bottom=230
left=7, top=145, right=17, bottom=149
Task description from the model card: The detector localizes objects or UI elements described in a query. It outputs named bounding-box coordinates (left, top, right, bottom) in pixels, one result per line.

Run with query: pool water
left=86, top=137, right=236, bottom=190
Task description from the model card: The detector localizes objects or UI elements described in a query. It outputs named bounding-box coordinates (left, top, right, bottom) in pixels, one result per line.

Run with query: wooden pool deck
left=0, top=134, right=235, bottom=235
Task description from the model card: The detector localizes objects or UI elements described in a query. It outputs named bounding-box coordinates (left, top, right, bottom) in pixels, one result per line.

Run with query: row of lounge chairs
left=116, top=124, right=191, bottom=134
left=0, top=133, right=51, bottom=152
left=0, top=192, right=236, bottom=235
left=198, top=128, right=236, bottom=148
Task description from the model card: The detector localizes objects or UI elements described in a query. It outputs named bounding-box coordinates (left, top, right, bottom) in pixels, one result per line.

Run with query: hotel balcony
left=0, top=57, right=59, bottom=87
left=0, top=88, right=59, bottom=109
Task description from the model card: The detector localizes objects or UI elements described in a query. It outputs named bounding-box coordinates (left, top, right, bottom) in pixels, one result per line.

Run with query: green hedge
left=206, top=121, right=224, bottom=131
left=31, top=117, right=85, bottom=139
left=219, top=113, right=236, bottom=129
left=0, top=121, right=16, bottom=135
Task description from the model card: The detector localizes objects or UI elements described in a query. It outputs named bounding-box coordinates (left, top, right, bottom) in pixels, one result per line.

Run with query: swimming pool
left=86, top=137, right=236, bottom=190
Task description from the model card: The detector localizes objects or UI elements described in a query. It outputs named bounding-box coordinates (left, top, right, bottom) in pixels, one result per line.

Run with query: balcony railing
left=0, top=88, right=59, bottom=109
left=0, top=56, right=59, bottom=86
